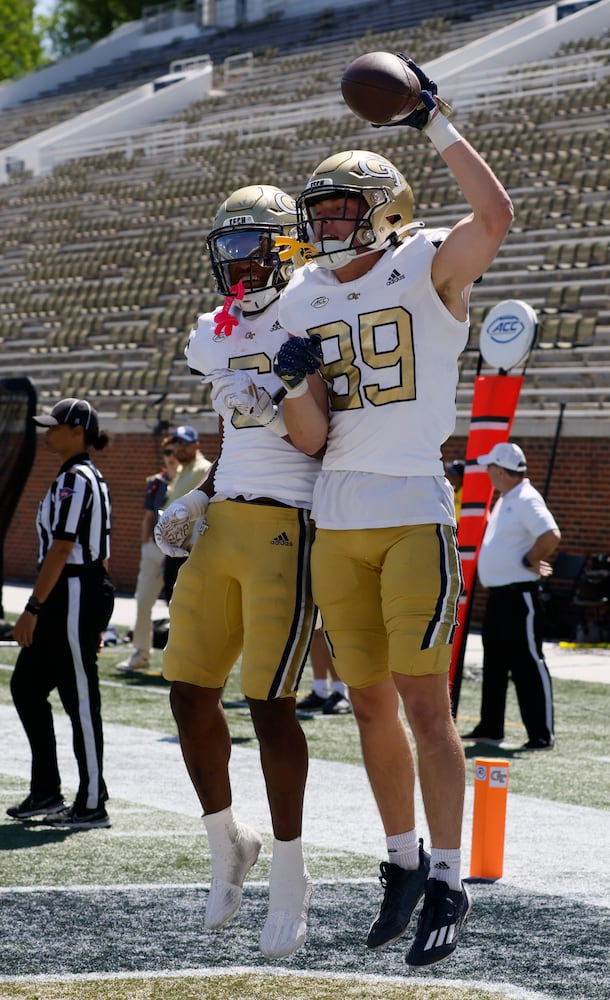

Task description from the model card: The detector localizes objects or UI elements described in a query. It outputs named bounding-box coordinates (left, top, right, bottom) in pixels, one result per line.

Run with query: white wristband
left=284, top=379, right=309, bottom=399
left=266, top=410, right=288, bottom=437
left=424, top=112, right=461, bottom=154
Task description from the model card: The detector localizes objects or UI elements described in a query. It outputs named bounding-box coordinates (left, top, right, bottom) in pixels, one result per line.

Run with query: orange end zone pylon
left=469, top=757, right=510, bottom=880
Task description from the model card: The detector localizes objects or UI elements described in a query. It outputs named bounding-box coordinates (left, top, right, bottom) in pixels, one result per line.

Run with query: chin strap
left=213, top=280, right=245, bottom=338
left=274, top=235, right=318, bottom=262
left=274, top=222, right=425, bottom=268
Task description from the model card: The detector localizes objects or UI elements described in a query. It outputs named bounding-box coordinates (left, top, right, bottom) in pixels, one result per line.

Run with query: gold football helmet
left=207, top=185, right=301, bottom=313
left=296, top=150, right=415, bottom=269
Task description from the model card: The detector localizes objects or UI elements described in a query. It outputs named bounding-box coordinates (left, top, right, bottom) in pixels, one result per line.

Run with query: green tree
left=0, top=0, right=45, bottom=81
left=46, top=0, right=169, bottom=57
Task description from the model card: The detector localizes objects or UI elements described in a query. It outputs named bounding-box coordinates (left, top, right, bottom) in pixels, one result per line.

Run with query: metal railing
left=40, top=49, right=610, bottom=173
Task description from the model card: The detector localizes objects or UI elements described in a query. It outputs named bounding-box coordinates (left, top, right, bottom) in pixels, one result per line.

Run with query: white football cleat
left=204, top=823, right=262, bottom=930
left=115, top=649, right=150, bottom=672
left=260, top=868, right=313, bottom=959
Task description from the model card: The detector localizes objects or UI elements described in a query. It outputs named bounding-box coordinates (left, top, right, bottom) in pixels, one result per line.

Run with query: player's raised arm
left=377, top=56, right=514, bottom=318
left=431, top=137, right=513, bottom=314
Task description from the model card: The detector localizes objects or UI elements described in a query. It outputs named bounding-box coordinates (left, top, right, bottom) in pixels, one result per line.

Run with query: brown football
left=341, top=51, right=422, bottom=125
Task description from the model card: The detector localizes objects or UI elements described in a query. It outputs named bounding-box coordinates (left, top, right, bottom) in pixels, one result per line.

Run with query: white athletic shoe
left=116, top=649, right=150, bottom=672
left=260, top=868, right=313, bottom=959
left=204, top=824, right=263, bottom=930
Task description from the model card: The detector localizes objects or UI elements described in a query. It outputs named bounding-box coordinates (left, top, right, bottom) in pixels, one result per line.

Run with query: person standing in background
left=162, top=425, right=212, bottom=602
left=117, top=438, right=180, bottom=672
left=8, top=398, right=114, bottom=830
left=461, top=442, right=560, bottom=750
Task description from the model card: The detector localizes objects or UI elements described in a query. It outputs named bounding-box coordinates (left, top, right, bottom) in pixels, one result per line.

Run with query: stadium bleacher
left=0, top=0, right=608, bottom=431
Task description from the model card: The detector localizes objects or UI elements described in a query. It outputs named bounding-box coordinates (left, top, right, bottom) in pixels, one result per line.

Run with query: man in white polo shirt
left=462, top=442, right=561, bottom=750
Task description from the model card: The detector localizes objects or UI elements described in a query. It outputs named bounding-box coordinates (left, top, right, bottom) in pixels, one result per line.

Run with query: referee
left=8, top=398, right=114, bottom=829
left=462, top=442, right=560, bottom=750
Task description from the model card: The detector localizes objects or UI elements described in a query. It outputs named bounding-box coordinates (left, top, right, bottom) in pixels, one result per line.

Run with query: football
left=341, top=51, right=422, bottom=125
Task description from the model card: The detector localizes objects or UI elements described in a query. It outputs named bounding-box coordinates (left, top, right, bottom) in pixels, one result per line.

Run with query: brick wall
left=4, top=430, right=221, bottom=593
left=5, top=433, right=609, bottom=623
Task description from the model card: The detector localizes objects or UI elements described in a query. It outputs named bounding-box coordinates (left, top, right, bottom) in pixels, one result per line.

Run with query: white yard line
left=1, top=704, right=609, bottom=908
left=0, top=965, right=551, bottom=999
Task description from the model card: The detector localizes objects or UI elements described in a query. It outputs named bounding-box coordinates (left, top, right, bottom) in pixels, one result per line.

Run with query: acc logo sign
left=489, top=315, right=526, bottom=342
left=479, top=299, right=537, bottom=371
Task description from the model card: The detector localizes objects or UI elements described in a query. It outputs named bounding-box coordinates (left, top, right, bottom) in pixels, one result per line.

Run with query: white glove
left=203, top=368, right=260, bottom=415
left=203, top=369, right=287, bottom=436
left=154, top=490, right=210, bottom=557
left=202, top=368, right=242, bottom=420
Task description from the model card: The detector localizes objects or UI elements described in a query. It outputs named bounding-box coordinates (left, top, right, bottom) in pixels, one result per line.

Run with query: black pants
left=479, top=584, right=554, bottom=743
left=11, top=567, right=114, bottom=812
left=163, top=555, right=183, bottom=603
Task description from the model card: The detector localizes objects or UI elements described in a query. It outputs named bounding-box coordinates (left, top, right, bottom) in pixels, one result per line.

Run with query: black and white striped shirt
left=37, top=453, right=111, bottom=566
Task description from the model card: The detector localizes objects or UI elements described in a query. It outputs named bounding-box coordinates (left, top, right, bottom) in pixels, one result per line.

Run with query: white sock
left=202, top=806, right=238, bottom=849
left=313, top=679, right=330, bottom=699
left=430, top=848, right=462, bottom=891
left=386, top=829, right=420, bottom=870
left=270, top=837, right=306, bottom=879
left=332, top=680, right=349, bottom=699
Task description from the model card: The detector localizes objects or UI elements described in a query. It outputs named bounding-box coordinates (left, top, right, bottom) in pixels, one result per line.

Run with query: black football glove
left=372, top=54, right=452, bottom=130
left=273, top=334, right=323, bottom=393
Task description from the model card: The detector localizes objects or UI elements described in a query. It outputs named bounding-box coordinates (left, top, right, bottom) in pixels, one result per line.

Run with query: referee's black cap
left=34, top=397, right=99, bottom=436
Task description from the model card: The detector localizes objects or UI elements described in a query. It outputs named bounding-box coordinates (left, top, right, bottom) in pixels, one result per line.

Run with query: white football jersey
left=185, top=301, right=321, bottom=507
left=278, top=233, right=469, bottom=477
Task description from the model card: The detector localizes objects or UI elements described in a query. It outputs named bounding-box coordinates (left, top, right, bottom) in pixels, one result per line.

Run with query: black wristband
left=24, top=596, right=42, bottom=616
left=522, top=555, right=533, bottom=569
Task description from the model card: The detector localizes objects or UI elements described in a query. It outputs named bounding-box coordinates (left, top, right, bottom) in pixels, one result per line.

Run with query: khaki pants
left=132, top=540, right=165, bottom=652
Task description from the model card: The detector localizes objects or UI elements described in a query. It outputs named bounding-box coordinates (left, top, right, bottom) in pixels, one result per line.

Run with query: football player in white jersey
left=154, top=185, right=327, bottom=960
left=274, top=56, right=514, bottom=967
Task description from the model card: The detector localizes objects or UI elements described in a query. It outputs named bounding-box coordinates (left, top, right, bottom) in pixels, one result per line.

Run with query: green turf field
left=1, top=639, right=608, bottom=1000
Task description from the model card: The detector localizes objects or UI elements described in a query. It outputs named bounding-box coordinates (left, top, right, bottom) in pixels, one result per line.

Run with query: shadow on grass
left=117, top=672, right=170, bottom=688
left=0, top=820, right=77, bottom=851
left=463, top=744, right=527, bottom=760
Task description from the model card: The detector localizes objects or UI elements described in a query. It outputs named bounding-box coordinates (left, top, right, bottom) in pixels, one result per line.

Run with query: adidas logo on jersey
left=271, top=532, right=292, bottom=546
left=386, top=268, right=404, bottom=285
left=270, top=320, right=283, bottom=331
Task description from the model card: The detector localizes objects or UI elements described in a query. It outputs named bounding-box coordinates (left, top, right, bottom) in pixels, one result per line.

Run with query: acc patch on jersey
left=57, top=487, right=76, bottom=502
left=479, top=299, right=537, bottom=371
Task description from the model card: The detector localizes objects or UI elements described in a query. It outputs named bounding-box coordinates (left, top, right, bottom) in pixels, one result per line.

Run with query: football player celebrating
left=154, top=186, right=326, bottom=959
left=274, top=57, right=514, bottom=967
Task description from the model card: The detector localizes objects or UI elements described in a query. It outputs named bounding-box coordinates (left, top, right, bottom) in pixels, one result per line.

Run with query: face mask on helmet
left=208, top=226, right=295, bottom=312
left=297, top=187, right=398, bottom=270
left=296, top=151, right=417, bottom=270
left=207, top=185, right=300, bottom=314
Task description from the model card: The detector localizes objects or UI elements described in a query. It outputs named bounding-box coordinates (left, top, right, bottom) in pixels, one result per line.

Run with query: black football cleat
left=366, top=839, right=430, bottom=950
left=406, top=878, right=472, bottom=967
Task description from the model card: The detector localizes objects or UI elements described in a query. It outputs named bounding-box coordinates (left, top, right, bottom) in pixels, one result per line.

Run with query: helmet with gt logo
left=296, top=150, right=415, bottom=269
left=207, top=185, right=301, bottom=314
